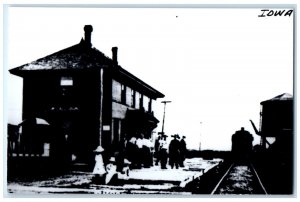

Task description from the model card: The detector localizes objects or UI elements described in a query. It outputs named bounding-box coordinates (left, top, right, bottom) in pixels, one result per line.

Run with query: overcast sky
left=5, top=6, right=294, bottom=151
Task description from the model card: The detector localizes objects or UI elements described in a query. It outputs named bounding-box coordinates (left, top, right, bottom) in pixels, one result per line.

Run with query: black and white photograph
left=3, top=3, right=295, bottom=197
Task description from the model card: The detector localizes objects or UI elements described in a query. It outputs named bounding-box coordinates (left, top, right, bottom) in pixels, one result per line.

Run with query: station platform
left=7, top=158, right=223, bottom=194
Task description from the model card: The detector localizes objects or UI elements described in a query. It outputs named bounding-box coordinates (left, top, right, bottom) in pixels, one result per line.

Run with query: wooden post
left=99, top=68, right=104, bottom=146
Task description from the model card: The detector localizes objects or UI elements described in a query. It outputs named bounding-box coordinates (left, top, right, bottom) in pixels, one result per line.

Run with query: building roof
left=9, top=39, right=112, bottom=73
left=9, top=26, right=164, bottom=99
left=261, top=93, right=293, bottom=104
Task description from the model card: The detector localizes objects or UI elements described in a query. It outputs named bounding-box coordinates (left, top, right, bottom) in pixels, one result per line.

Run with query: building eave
left=114, top=67, right=165, bottom=99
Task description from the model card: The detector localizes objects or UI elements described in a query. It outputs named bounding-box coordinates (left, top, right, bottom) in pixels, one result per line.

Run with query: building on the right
left=251, top=93, right=294, bottom=194
left=250, top=93, right=293, bottom=150
left=259, top=93, right=293, bottom=150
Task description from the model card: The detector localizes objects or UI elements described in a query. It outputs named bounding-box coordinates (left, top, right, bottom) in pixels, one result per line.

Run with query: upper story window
left=139, top=94, right=144, bottom=110
left=121, top=84, right=126, bottom=104
left=135, top=91, right=140, bottom=109
left=148, top=99, right=152, bottom=112
left=112, top=80, right=122, bottom=102
left=131, top=89, right=136, bottom=108
left=60, top=76, right=73, bottom=86
left=60, top=76, right=74, bottom=98
left=143, top=96, right=150, bottom=112
left=126, top=86, right=132, bottom=106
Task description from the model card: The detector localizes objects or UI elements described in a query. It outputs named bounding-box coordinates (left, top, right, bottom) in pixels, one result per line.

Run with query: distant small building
left=9, top=25, right=164, bottom=168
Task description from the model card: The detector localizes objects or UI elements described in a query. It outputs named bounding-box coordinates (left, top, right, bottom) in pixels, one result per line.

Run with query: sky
left=4, top=6, right=294, bottom=151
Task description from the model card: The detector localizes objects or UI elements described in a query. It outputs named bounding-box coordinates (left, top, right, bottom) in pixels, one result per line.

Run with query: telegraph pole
left=161, top=101, right=171, bottom=135
left=199, top=122, right=202, bottom=151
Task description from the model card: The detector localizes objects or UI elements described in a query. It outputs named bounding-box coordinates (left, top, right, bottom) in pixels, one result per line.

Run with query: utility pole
left=160, top=101, right=171, bottom=135
left=199, top=122, right=202, bottom=151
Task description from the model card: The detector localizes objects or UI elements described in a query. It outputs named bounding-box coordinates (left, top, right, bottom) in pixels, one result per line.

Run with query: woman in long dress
left=92, top=146, right=106, bottom=183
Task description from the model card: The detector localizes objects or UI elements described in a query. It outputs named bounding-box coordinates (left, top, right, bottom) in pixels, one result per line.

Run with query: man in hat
left=154, top=134, right=161, bottom=166
left=126, top=136, right=138, bottom=169
left=159, top=134, right=168, bottom=169
left=169, top=134, right=180, bottom=169
left=179, top=136, right=187, bottom=167
left=135, top=134, right=144, bottom=168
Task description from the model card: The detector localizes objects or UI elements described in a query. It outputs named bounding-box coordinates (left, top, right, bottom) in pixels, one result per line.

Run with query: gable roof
left=9, top=39, right=112, bottom=74
left=9, top=30, right=164, bottom=99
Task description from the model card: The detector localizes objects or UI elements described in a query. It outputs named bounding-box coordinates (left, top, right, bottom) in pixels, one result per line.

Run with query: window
left=148, top=99, right=152, bottom=112
left=126, top=86, right=132, bottom=106
left=139, top=94, right=144, bottom=110
left=121, top=85, right=126, bottom=104
left=135, top=92, right=140, bottom=109
left=60, top=76, right=73, bottom=86
left=131, top=90, right=136, bottom=108
left=60, top=77, right=74, bottom=98
left=143, top=96, right=149, bottom=111
left=112, top=80, right=121, bottom=102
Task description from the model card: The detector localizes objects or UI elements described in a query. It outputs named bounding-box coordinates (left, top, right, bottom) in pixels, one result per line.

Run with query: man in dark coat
left=169, top=134, right=180, bottom=169
left=126, top=137, right=138, bottom=169
left=179, top=136, right=187, bottom=167
left=154, top=135, right=161, bottom=166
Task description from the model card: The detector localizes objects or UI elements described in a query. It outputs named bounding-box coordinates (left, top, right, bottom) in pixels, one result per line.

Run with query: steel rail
left=211, top=163, right=268, bottom=195
left=250, top=163, right=268, bottom=195
left=210, top=163, right=234, bottom=195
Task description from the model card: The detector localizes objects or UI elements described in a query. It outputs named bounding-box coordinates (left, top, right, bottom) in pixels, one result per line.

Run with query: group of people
left=126, top=134, right=153, bottom=169
left=92, top=145, right=132, bottom=185
left=154, top=133, right=187, bottom=169
left=125, top=133, right=188, bottom=170
left=92, top=133, right=188, bottom=184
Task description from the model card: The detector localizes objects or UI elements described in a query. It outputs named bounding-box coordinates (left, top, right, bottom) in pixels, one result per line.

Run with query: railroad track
left=211, top=163, right=268, bottom=195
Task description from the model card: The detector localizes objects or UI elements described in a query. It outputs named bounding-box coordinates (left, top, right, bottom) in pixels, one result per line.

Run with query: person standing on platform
left=159, top=134, right=168, bottom=169
left=136, top=134, right=144, bottom=168
left=169, top=134, right=180, bottom=169
left=179, top=135, right=187, bottom=167
left=126, top=136, right=138, bottom=169
left=142, top=136, right=152, bottom=168
left=92, top=146, right=107, bottom=184
left=154, top=135, right=161, bottom=166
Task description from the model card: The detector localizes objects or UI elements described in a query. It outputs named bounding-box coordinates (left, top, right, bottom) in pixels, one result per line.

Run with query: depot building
left=9, top=25, right=164, bottom=168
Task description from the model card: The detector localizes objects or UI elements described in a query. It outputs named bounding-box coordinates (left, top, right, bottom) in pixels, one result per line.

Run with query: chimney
left=84, top=25, right=93, bottom=47
left=112, top=47, right=118, bottom=66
